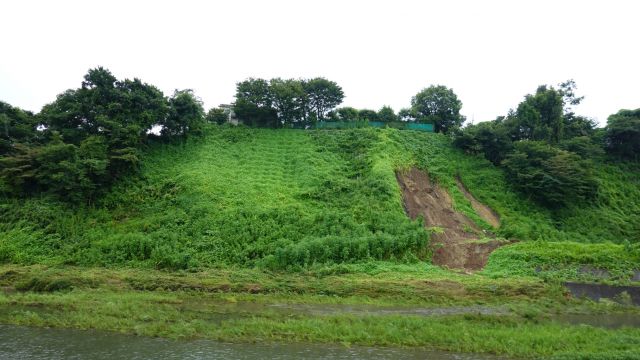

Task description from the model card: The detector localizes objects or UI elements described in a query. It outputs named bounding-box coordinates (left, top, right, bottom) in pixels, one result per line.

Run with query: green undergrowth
left=0, top=274, right=638, bottom=359
left=0, top=126, right=638, bottom=272
left=485, top=241, right=640, bottom=283
left=0, top=263, right=558, bottom=306
left=1, top=263, right=639, bottom=358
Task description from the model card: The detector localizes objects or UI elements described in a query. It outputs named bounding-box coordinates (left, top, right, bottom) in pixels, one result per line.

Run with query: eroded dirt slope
left=396, top=168, right=506, bottom=271
left=456, top=176, right=501, bottom=228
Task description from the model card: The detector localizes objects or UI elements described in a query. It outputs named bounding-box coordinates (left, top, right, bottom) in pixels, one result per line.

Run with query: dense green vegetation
left=410, top=85, right=465, bottom=133
left=1, top=126, right=638, bottom=273
left=1, top=71, right=639, bottom=359
left=232, top=77, right=345, bottom=127
left=453, top=80, right=640, bottom=219
left=1, top=264, right=639, bottom=359
left=605, top=108, right=640, bottom=160
left=0, top=68, right=205, bottom=201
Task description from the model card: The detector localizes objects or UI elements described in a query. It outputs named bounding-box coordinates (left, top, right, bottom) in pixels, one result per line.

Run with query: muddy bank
left=396, top=168, right=507, bottom=271
left=564, top=282, right=640, bottom=306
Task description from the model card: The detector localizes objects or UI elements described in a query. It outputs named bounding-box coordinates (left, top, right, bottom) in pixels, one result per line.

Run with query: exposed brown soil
left=396, top=167, right=507, bottom=271
left=456, top=176, right=501, bottom=228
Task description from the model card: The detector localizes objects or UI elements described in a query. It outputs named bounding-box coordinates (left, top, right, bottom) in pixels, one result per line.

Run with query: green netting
left=314, top=121, right=433, bottom=132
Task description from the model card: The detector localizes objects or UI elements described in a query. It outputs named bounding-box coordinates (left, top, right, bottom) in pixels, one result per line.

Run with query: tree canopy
left=304, top=78, right=344, bottom=121
left=0, top=67, right=205, bottom=201
left=377, top=106, right=398, bottom=123
left=233, top=77, right=344, bottom=127
left=503, top=141, right=597, bottom=207
left=411, top=85, right=464, bottom=133
left=453, top=80, right=603, bottom=209
left=605, top=109, right=640, bottom=161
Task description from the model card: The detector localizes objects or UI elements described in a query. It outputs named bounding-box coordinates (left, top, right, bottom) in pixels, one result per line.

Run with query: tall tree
left=411, top=85, right=464, bottom=133
left=378, top=106, right=398, bottom=122
left=269, top=78, right=305, bottom=126
left=334, top=107, right=359, bottom=121
left=527, top=86, right=564, bottom=143
left=303, top=78, right=344, bottom=121
left=206, top=107, right=228, bottom=125
left=605, top=109, right=640, bottom=160
left=398, top=108, right=416, bottom=122
left=357, top=109, right=379, bottom=122
left=163, top=89, right=205, bottom=138
left=233, top=78, right=278, bottom=127
left=0, top=101, right=39, bottom=155
left=1, top=67, right=202, bottom=201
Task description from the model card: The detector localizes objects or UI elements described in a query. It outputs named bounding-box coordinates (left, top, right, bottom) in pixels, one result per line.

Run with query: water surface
left=0, top=324, right=504, bottom=360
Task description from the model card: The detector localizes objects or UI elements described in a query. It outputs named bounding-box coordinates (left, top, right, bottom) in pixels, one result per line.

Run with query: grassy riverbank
left=1, top=264, right=640, bottom=359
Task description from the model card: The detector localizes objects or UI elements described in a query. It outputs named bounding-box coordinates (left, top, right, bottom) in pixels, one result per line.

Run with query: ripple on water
left=0, top=324, right=506, bottom=360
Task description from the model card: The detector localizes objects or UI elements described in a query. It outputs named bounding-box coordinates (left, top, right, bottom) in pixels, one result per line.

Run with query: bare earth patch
left=456, top=176, right=501, bottom=228
left=396, top=168, right=507, bottom=271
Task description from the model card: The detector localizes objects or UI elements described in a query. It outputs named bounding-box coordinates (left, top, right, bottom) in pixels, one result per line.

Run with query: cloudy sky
left=1, top=0, right=638, bottom=125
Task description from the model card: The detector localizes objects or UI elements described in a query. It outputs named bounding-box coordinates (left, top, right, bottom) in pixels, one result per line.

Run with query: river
left=0, top=324, right=505, bottom=360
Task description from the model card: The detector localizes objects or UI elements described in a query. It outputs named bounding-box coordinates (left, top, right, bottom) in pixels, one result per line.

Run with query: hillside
left=1, top=126, right=638, bottom=277
left=2, top=126, right=640, bottom=359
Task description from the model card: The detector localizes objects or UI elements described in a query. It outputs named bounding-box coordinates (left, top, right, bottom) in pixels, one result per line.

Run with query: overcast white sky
left=1, top=0, right=638, bottom=126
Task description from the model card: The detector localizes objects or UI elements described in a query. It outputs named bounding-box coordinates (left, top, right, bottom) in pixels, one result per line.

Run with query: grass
left=1, top=126, right=638, bottom=272
left=485, top=241, right=640, bottom=283
left=0, top=126, right=639, bottom=358
left=0, top=264, right=639, bottom=359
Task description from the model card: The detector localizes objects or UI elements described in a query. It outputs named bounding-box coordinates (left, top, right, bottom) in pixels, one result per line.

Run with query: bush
left=453, top=121, right=513, bottom=165
left=558, top=136, right=604, bottom=158
left=502, top=141, right=597, bottom=207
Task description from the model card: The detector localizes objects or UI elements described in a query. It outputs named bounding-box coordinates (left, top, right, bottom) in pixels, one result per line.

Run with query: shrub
left=502, top=141, right=597, bottom=207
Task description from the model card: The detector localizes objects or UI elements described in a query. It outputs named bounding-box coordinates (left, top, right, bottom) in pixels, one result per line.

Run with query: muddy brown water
left=0, top=324, right=506, bottom=360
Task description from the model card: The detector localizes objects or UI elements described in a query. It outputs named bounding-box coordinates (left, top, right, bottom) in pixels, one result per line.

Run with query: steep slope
left=397, top=167, right=506, bottom=271
left=0, top=126, right=638, bottom=274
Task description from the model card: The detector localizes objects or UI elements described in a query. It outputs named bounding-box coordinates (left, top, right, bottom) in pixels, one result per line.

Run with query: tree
left=232, top=77, right=344, bottom=127
left=357, top=109, right=378, bottom=122
left=303, top=78, right=344, bottom=121
left=269, top=78, right=305, bottom=126
left=605, top=109, right=640, bottom=160
left=378, top=106, right=398, bottom=122
left=334, top=107, right=359, bottom=121
left=233, top=78, right=278, bottom=127
left=163, top=89, right=205, bottom=138
left=410, top=85, right=464, bottom=133
left=206, top=107, right=228, bottom=125
left=527, top=86, right=564, bottom=143
left=41, top=67, right=170, bottom=146
left=559, top=136, right=604, bottom=159
left=453, top=121, right=513, bottom=165
left=398, top=108, right=416, bottom=122
left=1, top=67, right=203, bottom=201
left=559, top=79, right=584, bottom=117
left=563, top=115, right=597, bottom=139
left=502, top=141, right=597, bottom=207
left=0, top=101, right=39, bottom=156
